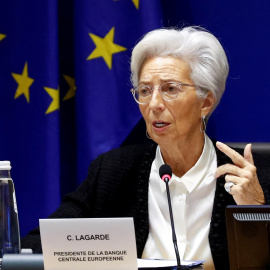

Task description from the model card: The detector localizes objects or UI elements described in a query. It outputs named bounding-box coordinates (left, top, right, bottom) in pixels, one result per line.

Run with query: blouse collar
left=155, top=134, right=216, bottom=193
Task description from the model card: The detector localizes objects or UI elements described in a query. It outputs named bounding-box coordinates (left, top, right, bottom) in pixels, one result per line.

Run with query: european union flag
left=0, top=0, right=164, bottom=237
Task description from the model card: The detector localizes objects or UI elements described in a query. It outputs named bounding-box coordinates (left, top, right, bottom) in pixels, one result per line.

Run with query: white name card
left=40, top=218, right=138, bottom=270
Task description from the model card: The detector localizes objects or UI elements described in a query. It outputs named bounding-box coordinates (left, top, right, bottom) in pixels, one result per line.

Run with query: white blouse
left=142, top=135, right=217, bottom=270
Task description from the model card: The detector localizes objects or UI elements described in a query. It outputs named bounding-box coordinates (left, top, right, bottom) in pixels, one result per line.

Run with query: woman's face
left=139, top=56, right=213, bottom=148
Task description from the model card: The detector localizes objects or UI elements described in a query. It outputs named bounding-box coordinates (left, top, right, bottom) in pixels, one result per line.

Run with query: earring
left=200, top=116, right=206, bottom=133
left=146, top=130, right=152, bottom=140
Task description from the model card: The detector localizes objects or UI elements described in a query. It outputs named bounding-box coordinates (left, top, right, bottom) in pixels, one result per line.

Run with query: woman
left=22, top=27, right=269, bottom=270
left=129, top=26, right=267, bottom=269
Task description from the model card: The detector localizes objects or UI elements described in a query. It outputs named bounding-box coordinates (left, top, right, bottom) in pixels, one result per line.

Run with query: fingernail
left=216, top=141, right=222, bottom=147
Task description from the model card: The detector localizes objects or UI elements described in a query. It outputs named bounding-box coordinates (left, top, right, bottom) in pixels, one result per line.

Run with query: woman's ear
left=200, top=91, right=215, bottom=117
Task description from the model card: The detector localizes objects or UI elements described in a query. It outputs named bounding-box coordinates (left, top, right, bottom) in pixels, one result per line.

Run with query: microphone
left=159, top=164, right=181, bottom=269
left=159, top=164, right=172, bottom=182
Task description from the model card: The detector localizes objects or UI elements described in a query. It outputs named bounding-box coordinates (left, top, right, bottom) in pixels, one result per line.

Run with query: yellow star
left=87, top=27, right=126, bottom=69
left=63, top=75, right=76, bottom=101
left=12, top=62, right=34, bottom=103
left=132, top=0, right=139, bottom=9
left=114, top=0, right=139, bottom=9
left=0, top=33, right=6, bottom=41
left=44, top=86, right=60, bottom=114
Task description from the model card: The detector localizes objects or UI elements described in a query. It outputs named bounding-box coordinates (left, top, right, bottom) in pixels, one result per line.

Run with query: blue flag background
left=0, top=0, right=270, bottom=238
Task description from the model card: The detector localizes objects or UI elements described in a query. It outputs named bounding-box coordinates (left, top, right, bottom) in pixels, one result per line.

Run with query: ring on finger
left=224, top=182, right=235, bottom=193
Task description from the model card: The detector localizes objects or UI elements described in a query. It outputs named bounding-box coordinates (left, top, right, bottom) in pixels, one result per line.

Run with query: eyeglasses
left=130, top=81, right=196, bottom=105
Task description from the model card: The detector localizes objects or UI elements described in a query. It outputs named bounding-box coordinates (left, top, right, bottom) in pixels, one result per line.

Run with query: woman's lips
left=152, top=121, right=170, bottom=132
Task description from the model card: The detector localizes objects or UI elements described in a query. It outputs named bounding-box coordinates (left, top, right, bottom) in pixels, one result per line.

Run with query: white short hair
left=130, top=26, right=229, bottom=117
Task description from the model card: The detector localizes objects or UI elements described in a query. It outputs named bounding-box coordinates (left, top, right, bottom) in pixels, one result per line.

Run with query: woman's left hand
left=215, top=141, right=265, bottom=205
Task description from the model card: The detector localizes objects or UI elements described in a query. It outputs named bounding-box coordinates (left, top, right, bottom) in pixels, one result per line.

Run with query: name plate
left=40, top=218, right=137, bottom=270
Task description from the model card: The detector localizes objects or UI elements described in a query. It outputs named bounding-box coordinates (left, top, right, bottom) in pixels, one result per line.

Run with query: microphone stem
left=165, top=179, right=181, bottom=269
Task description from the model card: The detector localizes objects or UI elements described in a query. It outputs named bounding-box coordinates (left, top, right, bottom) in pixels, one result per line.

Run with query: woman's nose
left=149, top=89, right=165, bottom=111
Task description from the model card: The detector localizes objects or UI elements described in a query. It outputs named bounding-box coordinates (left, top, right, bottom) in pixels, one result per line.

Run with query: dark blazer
left=21, top=141, right=270, bottom=270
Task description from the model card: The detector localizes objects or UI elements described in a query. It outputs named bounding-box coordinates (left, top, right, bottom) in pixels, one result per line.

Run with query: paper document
left=137, top=259, right=204, bottom=269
